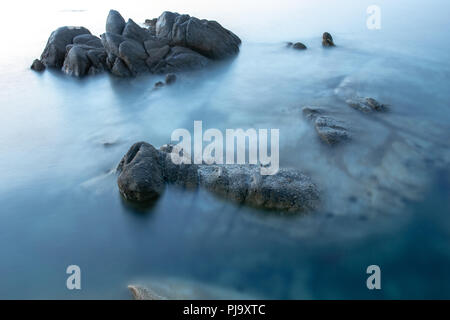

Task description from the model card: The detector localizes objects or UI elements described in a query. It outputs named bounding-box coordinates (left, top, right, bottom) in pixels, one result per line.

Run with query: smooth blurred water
left=0, top=0, right=449, bottom=299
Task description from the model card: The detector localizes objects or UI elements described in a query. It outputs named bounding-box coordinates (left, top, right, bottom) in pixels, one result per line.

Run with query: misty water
left=0, top=0, right=449, bottom=298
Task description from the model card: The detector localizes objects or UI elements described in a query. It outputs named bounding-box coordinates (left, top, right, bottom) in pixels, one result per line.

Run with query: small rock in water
left=30, top=59, right=45, bottom=72
left=165, top=73, right=176, bottom=85
left=286, top=41, right=293, bottom=47
left=346, top=97, right=388, bottom=113
left=322, top=32, right=335, bottom=47
left=302, top=107, right=350, bottom=145
left=154, top=81, right=165, bottom=88
left=293, top=42, right=307, bottom=50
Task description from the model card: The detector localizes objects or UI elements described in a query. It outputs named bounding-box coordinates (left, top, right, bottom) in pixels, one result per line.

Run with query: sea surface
left=0, top=0, right=449, bottom=299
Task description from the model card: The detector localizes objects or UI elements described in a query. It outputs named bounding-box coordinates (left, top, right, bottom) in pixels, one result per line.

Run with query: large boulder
left=40, top=26, right=91, bottom=68
left=155, top=11, right=241, bottom=59
left=116, top=142, right=319, bottom=212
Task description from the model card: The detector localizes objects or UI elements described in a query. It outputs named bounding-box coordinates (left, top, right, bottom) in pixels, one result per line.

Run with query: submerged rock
left=116, top=142, right=319, bottom=212
left=322, top=32, right=335, bottom=47
left=165, top=73, right=176, bottom=84
left=128, top=277, right=258, bottom=300
left=302, top=107, right=350, bottom=145
left=35, top=9, right=241, bottom=77
left=346, top=97, right=388, bottom=113
left=292, top=42, right=307, bottom=50
left=30, top=59, right=45, bottom=72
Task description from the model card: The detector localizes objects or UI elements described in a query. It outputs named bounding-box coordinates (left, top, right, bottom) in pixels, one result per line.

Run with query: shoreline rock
left=116, top=142, right=319, bottom=213
left=346, top=97, right=388, bottom=113
left=322, top=32, right=335, bottom=47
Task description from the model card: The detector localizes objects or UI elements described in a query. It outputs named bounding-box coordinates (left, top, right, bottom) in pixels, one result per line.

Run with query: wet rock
left=117, top=142, right=319, bottom=212
left=145, top=45, right=170, bottom=67
left=118, top=40, right=149, bottom=75
left=106, top=9, right=126, bottom=35
left=322, top=32, right=335, bottom=47
left=30, top=59, right=45, bottom=72
left=122, top=18, right=153, bottom=43
left=40, top=26, right=91, bottom=68
left=346, top=97, right=387, bottom=113
left=111, top=57, right=132, bottom=77
left=286, top=42, right=293, bottom=47
left=165, top=73, right=176, bottom=84
left=293, top=42, right=307, bottom=50
left=302, top=107, right=350, bottom=145
left=73, top=34, right=103, bottom=48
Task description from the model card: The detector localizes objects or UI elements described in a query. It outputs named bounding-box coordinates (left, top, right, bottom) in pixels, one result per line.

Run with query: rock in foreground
left=117, top=142, right=319, bottom=213
left=322, top=32, right=335, bottom=47
left=33, top=9, right=241, bottom=77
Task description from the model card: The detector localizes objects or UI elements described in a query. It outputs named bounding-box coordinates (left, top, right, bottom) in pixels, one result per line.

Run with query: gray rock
left=117, top=142, right=166, bottom=201
left=145, top=45, right=170, bottom=67
left=322, top=32, right=335, bottom=47
left=314, top=116, right=350, bottom=145
left=165, top=73, right=176, bottom=84
left=118, top=40, right=149, bottom=75
left=160, top=46, right=209, bottom=73
left=111, top=57, right=132, bottom=77
left=302, top=107, right=350, bottom=145
left=293, top=42, right=307, bottom=50
left=31, top=59, right=45, bottom=72
left=122, top=18, right=153, bottom=42
left=117, top=142, right=319, bottom=212
left=346, top=97, right=387, bottom=113
left=155, top=11, right=241, bottom=59
left=62, top=46, right=91, bottom=77
left=101, top=32, right=126, bottom=57
left=154, top=81, right=165, bottom=88
left=106, top=9, right=126, bottom=35
left=143, top=37, right=170, bottom=52
left=73, top=34, right=103, bottom=48
left=40, top=26, right=91, bottom=68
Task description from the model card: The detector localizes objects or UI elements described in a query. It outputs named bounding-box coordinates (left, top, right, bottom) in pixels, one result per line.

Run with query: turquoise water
left=0, top=0, right=449, bottom=299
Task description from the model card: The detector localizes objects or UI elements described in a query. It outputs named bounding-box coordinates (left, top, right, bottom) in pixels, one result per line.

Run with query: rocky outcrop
left=346, top=97, right=388, bottom=113
left=32, top=9, right=241, bottom=78
left=116, top=142, right=319, bottom=213
left=322, top=32, right=335, bottom=47
left=302, top=107, right=350, bottom=145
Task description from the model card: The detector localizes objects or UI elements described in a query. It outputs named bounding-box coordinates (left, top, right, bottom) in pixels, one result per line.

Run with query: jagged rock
left=116, top=142, right=319, bottom=212
left=106, top=9, right=126, bottom=35
left=293, top=42, right=307, bottom=50
left=122, top=18, right=153, bottom=42
left=322, top=32, right=335, bottom=47
left=31, top=59, right=45, bottom=72
left=302, top=107, right=350, bottom=145
left=40, top=26, right=91, bottom=68
left=346, top=97, right=387, bottom=113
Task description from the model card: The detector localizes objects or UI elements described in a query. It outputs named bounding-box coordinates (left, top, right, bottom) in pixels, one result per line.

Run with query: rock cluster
left=116, top=142, right=319, bottom=213
left=346, top=97, right=388, bottom=113
left=31, top=10, right=241, bottom=77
